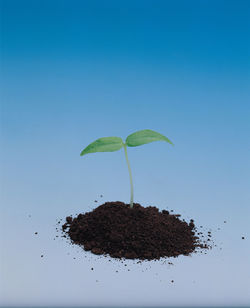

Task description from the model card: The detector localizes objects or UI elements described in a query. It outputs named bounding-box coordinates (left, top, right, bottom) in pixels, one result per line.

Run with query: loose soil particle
left=62, top=201, right=208, bottom=260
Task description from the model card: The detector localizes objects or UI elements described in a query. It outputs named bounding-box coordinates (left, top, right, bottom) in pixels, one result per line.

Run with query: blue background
left=1, top=0, right=250, bottom=306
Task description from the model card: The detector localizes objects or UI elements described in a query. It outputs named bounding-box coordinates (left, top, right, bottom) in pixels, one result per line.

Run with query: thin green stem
left=123, top=143, right=134, bottom=208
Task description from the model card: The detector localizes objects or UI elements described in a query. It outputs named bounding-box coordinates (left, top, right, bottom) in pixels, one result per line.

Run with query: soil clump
left=62, top=201, right=208, bottom=260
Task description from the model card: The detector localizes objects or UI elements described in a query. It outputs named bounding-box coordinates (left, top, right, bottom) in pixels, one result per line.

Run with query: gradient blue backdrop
left=1, top=0, right=250, bottom=306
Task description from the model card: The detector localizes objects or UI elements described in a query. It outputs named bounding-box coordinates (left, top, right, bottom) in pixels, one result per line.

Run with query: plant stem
left=123, top=143, right=134, bottom=208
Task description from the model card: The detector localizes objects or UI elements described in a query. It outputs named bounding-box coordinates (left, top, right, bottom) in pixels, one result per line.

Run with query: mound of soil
left=62, top=201, right=208, bottom=260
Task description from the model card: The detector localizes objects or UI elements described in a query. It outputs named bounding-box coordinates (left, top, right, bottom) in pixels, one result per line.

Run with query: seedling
left=80, top=129, right=173, bottom=208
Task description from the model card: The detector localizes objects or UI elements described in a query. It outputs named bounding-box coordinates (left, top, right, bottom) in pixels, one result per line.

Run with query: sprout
left=80, top=129, right=173, bottom=208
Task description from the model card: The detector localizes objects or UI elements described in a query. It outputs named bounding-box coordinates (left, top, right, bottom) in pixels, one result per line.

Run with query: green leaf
left=125, top=129, right=174, bottom=147
left=80, top=137, right=124, bottom=156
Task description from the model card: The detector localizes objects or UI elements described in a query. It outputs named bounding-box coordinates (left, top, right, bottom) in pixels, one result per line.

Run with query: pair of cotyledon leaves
left=80, top=129, right=173, bottom=156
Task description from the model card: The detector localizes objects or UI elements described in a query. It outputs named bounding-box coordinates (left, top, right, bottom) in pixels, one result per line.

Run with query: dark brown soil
left=62, top=201, right=208, bottom=260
